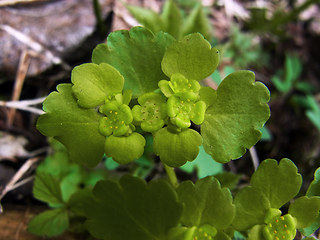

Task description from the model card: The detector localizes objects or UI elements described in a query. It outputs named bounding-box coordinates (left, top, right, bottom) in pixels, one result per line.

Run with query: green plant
left=125, top=0, right=211, bottom=40
left=271, top=54, right=320, bottom=132
left=27, top=26, right=320, bottom=240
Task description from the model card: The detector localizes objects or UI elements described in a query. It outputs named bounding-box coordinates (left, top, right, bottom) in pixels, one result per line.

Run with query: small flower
left=105, top=89, right=132, bottom=105
left=159, top=73, right=200, bottom=100
left=132, top=92, right=167, bottom=132
left=263, top=208, right=296, bottom=240
left=99, top=102, right=133, bottom=137
left=167, top=95, right=206, bottom=129
left=193, top=224, right=217, bottom=240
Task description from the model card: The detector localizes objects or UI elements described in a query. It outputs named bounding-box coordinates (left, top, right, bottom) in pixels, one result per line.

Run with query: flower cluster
left=263, top=208, right=296, bottom=240
left=132, top=73, right=206, bottom=132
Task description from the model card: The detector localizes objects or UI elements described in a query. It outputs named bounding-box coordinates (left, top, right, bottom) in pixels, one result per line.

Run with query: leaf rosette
left=233, top=159, right=320, bottom=239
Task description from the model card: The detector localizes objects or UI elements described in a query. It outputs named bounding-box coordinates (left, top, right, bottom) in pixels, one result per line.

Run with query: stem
left=249, top=146, right=259, bottom=170
left=164, top=164, right=178, bottom=188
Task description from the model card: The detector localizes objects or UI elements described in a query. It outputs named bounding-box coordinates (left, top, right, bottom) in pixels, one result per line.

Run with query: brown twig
left=0, top=97, right=46, bottom=115
left=0, top=157, right=40, bottom=212
left=0, top=0, right=47, bottom=7
left=7, top=50, right=32, bottom=126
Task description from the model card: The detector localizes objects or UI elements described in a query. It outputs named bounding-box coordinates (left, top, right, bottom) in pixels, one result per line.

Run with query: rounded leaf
left=162, top=33, right=219, bottom=80
left=104, top=133, right=146, bottom=164
left=71, top=63, right=124, bottom=108
left=251, top=158, right=302, bottom=209
left=153, top=127, right=202, bottom=167
left=176, top=177, right=235, bottom=229
left=288, top=196, right=320, bottom=229
left=37, top=84, right=105, bottom=167
left=202, top=70, right=270, bottom=163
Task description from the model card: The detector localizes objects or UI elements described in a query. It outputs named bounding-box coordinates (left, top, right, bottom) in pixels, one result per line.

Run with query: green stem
left=164, top=164, right=178, bottom=188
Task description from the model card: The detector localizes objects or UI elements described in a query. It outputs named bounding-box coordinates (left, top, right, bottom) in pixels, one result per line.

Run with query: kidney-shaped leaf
left=161, top=33, right=219, bottom=81
left=85, top=175, right=183, bottom=240
left=71, top=63, right=124, bottom=108
left=176, top=176, right=235, bottom=229
left=251, top=158, right=302, bottom=209
left=201, top=71, right=270, bottom=163
left=92, top=27, right=175, bottom=97
left=153, top=127, right=202, bottom=167
left=37, top=84, right=105, bottom=167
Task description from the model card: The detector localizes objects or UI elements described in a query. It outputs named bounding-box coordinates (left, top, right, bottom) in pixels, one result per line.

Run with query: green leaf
left=92, top=27, right=175, bottom=97
left=214, top=230, right=233, bottom=240
left=214, top=172, right=241, bottom=190
left=36, top=145, right=70, bottom=177
left=85, top=175, right=183, bottom=240
left=289, top=196, right=320, bottom=229
left=180, top=145, right=223, bottom=179
left=182, top=4, right=211, bottom=41
left=247, top=225, right=265, bottom=240
left=305, top=95, right=320, bottom=131
left=104, top=132, right=146, bottom=164
left=161, top=33, right=219, bottom=81
left=176, top=176, right=235, bottom=229
left=300, top=214, right=320, bottom=236
left=68, top=188, right=94, bottom=217
left=167, top=226, right=195, bottom=240
left=37, top=84, right=105, bottom=167
left=28, top=208, right=69, bottom=237
left=199, top=86, right=216, bottom=109
left=33, top=172, right=64, bottom=205
left=161, top=0, right=183, bottom=39
left=153, top=127, right=202, bottom=167
left=251, top=159, right=302, bottom=209
left=262, top=210, right=297, bottom=240
left=272, top=54, right=302, bottom=93
left=233, top=186, right=271, bottom=231
left=71, top=63, right=124, bottom=108
left=126, top=5, right=164, bottom=34
left=307, top=167, right=320, bottom=197
left=60, top=168, right=83, bottom=202
left=201, top=71, right=270, bottom=163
